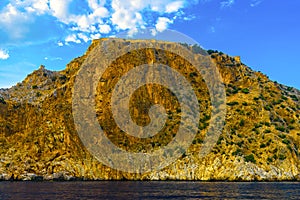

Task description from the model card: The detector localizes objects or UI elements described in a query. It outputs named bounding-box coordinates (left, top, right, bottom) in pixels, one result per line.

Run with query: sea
left=0, top=181, right=299, bottom=199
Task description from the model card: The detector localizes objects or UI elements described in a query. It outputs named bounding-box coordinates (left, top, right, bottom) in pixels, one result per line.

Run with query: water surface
left=0, top=181, right=299, bottom=199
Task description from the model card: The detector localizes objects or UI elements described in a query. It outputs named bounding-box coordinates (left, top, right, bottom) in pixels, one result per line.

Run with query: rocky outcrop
left=0, top=39, right=299, bottom=181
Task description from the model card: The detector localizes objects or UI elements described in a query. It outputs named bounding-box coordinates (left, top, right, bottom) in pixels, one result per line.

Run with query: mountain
left=0, top=39, right=299, bottom=181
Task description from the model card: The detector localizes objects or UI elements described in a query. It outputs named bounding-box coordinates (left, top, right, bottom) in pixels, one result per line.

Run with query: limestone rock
left=0, top=39, right=299, bottom=181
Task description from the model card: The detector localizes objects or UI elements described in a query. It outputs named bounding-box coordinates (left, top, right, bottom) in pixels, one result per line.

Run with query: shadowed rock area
left=0, top=39, right=299, bottom=181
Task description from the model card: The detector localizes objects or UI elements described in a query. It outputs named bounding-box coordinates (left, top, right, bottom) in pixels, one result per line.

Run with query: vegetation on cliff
left=0, top=39, right=299, bottom=181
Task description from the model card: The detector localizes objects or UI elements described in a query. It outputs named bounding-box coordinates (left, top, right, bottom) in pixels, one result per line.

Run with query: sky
left=0, top=0, right=299, bottom=89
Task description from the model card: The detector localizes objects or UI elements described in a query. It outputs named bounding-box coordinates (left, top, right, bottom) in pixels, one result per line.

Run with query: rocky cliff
left=0, top=39, right=299, bottom=181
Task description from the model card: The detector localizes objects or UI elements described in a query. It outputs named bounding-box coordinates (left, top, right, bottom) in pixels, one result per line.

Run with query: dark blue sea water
left=0, top=181, right=299, bottom=200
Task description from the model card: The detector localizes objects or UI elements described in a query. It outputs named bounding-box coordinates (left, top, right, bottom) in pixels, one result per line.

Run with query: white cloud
left=90, top=33, right=101, bottom=39
left=90, top=7, right=110, bottom=19
left=44, top=56, right=63, bottom=61
left=221, top=0, right=235, bottom=8
left=183, top=15, right=196, bottom=21
left=49, top=0, right=73, bottom=22
left=78, top=33, right=89, bottom=42
left=210, top=26, right=216, bottom=33
left=65, top=34, right=81, bottom=44
left=0, top=49, right=10, bottom=60
left=165, top=1, right=185, bottom=13
left=110, top=0, right=146, bottom=31
left=150, top=28, right=157, bottom=36
left=57, top=41, right=64, bottom=46
left=250, top=0, right=263, bottom=7
left=87, top=0, right=107, bottom=11
left=0, top=0, right=198, bottom=44
left=111, top=9, right=144, bottom=30
left=155, top=17, right=173, bottom=32
left=110, top=0, right=190, bottom=35
left=76, top=15, right=90, bottom=30
left=148, top=0, right=185, bottom=13
left=25, top=0, right=49, bottom=15
left=0, top=3, right=33, bottom=39
left=99, top=24, right=111, bottom=34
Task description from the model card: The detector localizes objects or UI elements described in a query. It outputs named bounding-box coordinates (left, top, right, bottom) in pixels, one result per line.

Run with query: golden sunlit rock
left=0, top=39, right=299, bottom=181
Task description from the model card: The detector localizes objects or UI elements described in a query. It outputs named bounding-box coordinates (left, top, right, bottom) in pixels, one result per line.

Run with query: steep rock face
left=0, top=39, right=300, bottom=181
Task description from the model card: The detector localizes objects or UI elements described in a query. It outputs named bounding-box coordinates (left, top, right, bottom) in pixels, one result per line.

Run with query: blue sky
left=0, top=0, right=299, bottom=89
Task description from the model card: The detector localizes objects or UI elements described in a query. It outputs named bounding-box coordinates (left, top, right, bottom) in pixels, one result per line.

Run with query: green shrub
left=232, top=148, right=242, bottom=156
left=260, top=143, right=267, bottom=148
left=282, top=139, right=290, bottom=145
left=264, top=129, right=271, bottom=133
left=193, top=138, right=203, bottom=144
left=248, top=138, right=254, bottom=143
left=227, top=101, right=239, bottom=106
left=276, top=126, right=286, bottom=132
left=279, top=154, right=286, bottom=160
left=197, top=138, right=203, bottom=143
left=287, top=87, right=293, bottom=91
left=279, top=134, right=286, bottom=139
left=255, top=123, right=263, bottom=128
left=290, top=95, right=298, bottom=101
left=242, top=102, right=248, bottom=106
left=237, top=141, right=244, bottom=147
left=266, top=139, right=272, bottom=146
left=0, top=97, right=6, bottom=104
left=59, top=75, right=67, bottom=82
left=287, top=144, right=293, bottom=152
left=229, top=86, right=239, bottom=94
left=244, top=154, right=256, bottom=163
left=264, top=105, right=272, bottom=111
left=272, top=99, right=283, bottom=105
left=207, top=49, right=217, bottom=54
left=259, top=94, right=266, bottom=100
left=239, top=119, right=245, bottom=127
left=254, top=97, right=260, bottom=101
left=200, top=114, right=211, bottom=122
left=241, top=88, right=250, bottom=94
left=192, top=44, right=203, bottom=54
left=32, top=85, right=38, bottom=89
left=180, top=43, right=189, bottom=48
left=198, top=122, right=209, bottom=130
left=36, top=92, right=42, bottom=97
left=281, top=95, right=288, bottom=101
left=252, top=128, right=259, bottom=135
left=189, top=72, right=198, bottom=78
left=267, top=157, right=273, bottom=163
left=217, top=136, right=224, bottom=145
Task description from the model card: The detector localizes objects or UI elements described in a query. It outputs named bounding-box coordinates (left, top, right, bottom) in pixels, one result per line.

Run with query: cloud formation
left=220, top=0, right=235, bottom=8
left=0, top=0, right=197, bottom=45
left=155, top=17, right=174, bottom=33
left=0, top=4, right=34, bottom=39
left=0, top=49, right=9, bottom=60
left=250, top=0, right=263, bottom=7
